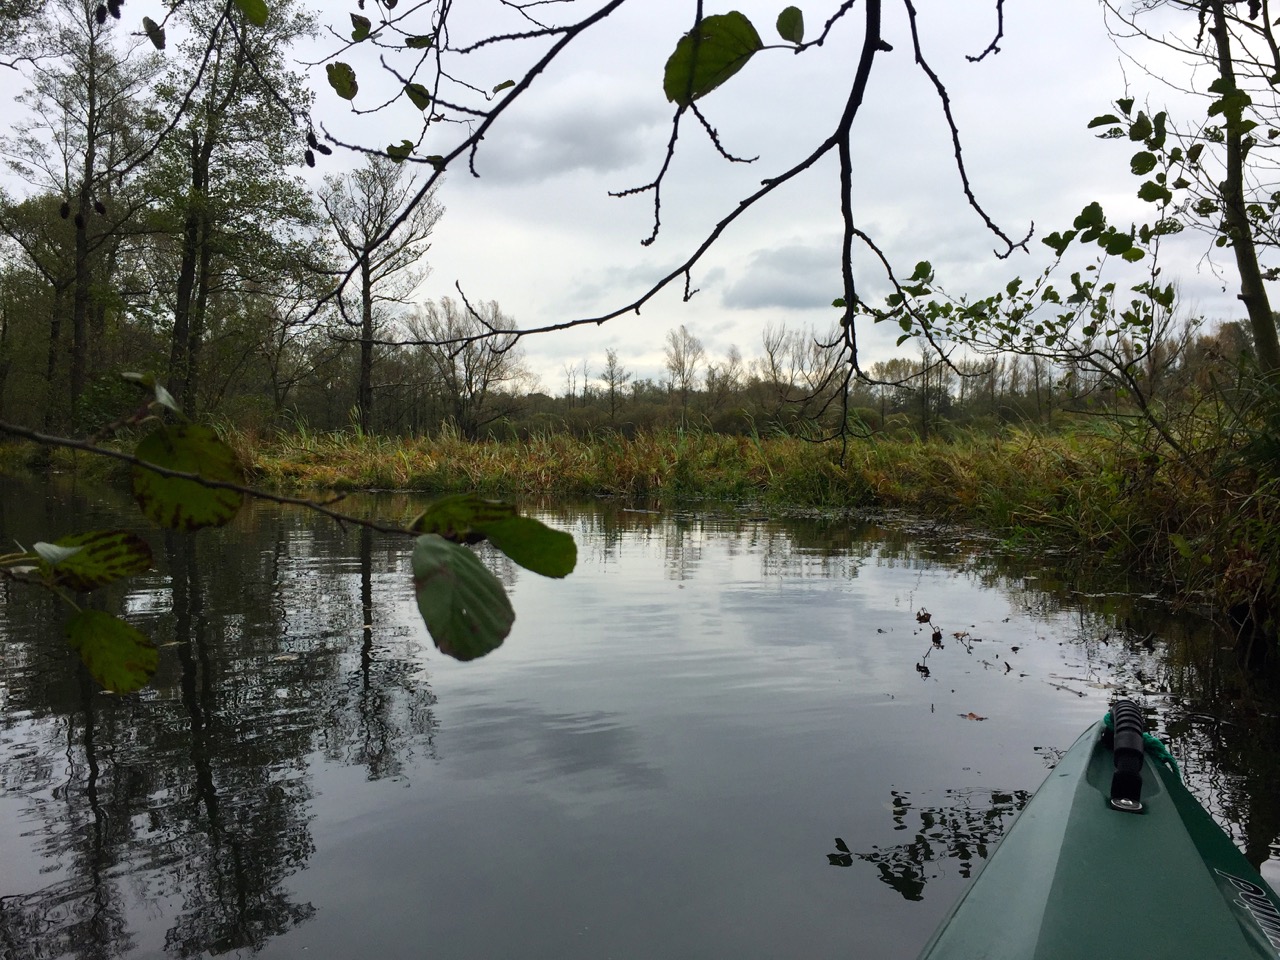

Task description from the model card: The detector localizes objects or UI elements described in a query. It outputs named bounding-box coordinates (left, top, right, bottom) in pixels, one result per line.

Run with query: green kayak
left=917, top=700, right=1280, bottom=959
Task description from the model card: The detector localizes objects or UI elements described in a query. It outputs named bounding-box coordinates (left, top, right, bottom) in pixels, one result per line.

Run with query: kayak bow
left=917, top=701, right=1280, bottom=959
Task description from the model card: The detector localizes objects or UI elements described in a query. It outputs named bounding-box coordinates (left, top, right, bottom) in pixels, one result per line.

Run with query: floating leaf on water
left=66, top=610, right=159, bottom=693
left=37, top=530, right=152, bottom=590
left=412, top=534, right=514, bottom=661
left=131, top=424, right=245, bottom=530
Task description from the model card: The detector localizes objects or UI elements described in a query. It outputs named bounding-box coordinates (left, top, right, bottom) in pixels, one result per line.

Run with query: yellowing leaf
left=131, top=424, right=245, bottom=531
left=38, top=530, right=152, bottom=591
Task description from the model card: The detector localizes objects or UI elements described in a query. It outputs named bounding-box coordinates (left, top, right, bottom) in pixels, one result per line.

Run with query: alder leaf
left=483, top=517, right=576, bottom=579
left=405, top=82, right=431, bottom=110
left=37, top=530, right=152, bottom=591
left=776, top=6, right=803, bottom=43
left=326, top=62, right=358, bottom=100
left=412, top=534, right=515, bottom=661
left=663, top=11, right=763, bottom=106
left=66, top=610, right=159, bottom=693
left=131, top=424, right=245, bottom=530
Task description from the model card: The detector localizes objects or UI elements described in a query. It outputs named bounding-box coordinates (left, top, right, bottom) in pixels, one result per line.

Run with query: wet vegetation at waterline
left=224, top=422, right=1276, bottom=655
left=5, top=416, right=1280, bottom=656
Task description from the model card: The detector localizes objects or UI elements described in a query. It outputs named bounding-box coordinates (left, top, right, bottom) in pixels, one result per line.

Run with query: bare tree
left=598, top=347, right=631, bottom=424
left=408, top=297, right=529, bottom=439
left=319, top=155, right=443, bottom=433
left=663, top=324, right=704, bottom=419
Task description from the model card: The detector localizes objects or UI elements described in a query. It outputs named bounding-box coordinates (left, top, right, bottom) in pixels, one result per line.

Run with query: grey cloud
left=476, top=89, right=666, bottom=185
left=721, top=243, right=840, bottom=310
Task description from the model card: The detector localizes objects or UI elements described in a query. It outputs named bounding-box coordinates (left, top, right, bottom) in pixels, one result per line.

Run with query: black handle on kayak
left=1110, top=699, right=1146, bottom=813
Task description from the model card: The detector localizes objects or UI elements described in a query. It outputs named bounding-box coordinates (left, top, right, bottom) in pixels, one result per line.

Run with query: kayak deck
left=917, top=717, right=1280, bottom=959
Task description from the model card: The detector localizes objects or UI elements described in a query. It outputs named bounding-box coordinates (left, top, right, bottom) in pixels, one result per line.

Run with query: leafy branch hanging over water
left=0, top=378, right=577, bottom=692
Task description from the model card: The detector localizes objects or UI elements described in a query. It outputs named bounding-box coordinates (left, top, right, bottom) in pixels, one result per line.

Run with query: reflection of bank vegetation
left=0, top=491, right=437, bottom=958
left=831, top=788, right=1031, bottom=902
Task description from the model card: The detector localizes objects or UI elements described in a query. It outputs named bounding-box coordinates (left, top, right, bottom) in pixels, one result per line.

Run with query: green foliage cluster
left=0, top=379, right=577, bottom=693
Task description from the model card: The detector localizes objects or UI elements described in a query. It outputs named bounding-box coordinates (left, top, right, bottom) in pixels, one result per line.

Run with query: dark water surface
left=2, top=476, right=1278, bottom=959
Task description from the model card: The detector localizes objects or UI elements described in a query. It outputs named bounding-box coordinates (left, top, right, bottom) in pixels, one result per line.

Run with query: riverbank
left=242, top=425, right=1279, bottom=655
left=4, top=423, right=1276, bottom=651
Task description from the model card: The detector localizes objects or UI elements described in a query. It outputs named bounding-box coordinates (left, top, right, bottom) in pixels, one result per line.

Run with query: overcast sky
left=12, top=0, right=1239, bottom=391
left=306, top=0, right=1232, bottom=391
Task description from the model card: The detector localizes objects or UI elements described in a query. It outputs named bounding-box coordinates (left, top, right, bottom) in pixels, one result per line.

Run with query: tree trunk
left=358, top=253, right=374, bottom=433
left=1209, top=0, right=1280, bottom=375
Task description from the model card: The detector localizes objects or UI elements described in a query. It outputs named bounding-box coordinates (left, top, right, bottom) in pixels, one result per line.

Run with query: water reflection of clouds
left=439, top=702, right=665, bottom=793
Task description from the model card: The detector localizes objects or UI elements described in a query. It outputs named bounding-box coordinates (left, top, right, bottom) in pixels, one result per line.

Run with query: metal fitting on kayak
left=1109, top=699, right=1147, bottom=813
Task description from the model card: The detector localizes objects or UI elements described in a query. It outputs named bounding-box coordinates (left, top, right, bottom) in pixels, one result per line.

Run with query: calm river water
left=1, top=475, right=1278, bottom=959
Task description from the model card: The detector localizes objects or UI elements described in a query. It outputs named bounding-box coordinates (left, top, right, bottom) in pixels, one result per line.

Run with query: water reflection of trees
left=835, top=787, right=1031, bottom=902
left=0, top=491, right=437, bottom=959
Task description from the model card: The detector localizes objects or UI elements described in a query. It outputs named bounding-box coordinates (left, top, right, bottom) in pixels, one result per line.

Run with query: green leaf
left=38, top=530, right=152, bottom=591
left=232, top=0, right=268, bottom=27
left=412, top=534, right=515, bottom=661
left=831, top=297, right=846, bottom=308
left=663, top=11, right=763, bottom=107
left=1137, top=180, right=1173, bottom=204
left=410, top=494, right=576, bottom=578
left=410, top=493, right=517, bottom=541
left=405, top=82, right=431, bottom=110
left=1042, top=229, right=1077, bottom=255
left=66, top=610, right=158, bottom=693
left=1087, top=113, right=1122, bottom=129
left=1102, top=231, right=1133, bottom=256
left=1121, top=247, right=1146, bottom=263
left=131, top=424, right=245, bottom=531
left=1117, top=97, right=1134, bottom=116
left=350, top=13, right=371, bottom=41
left=386, top=140, right=414, bottom=162
left=405, top=34, right=434, bottom=49
left=483, top=517, right=577, bottom=579
left=1073, top=202, right=1105, bottom=230
left=1130, top=151, right=1157, bottom=175
left=776, top=6, right=803, bottom=43
left=492, top=79, right=515, bottom=94
left=142, top=15, right=165, bottom=49
left=326, top=62, right=358, bottom=100
left=1129, top=111, right=1152, bottom=142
